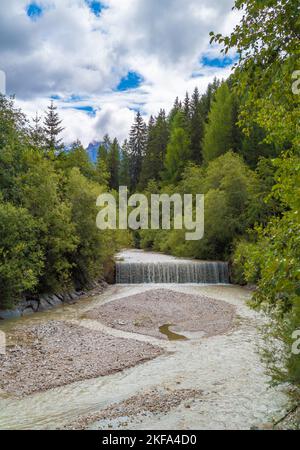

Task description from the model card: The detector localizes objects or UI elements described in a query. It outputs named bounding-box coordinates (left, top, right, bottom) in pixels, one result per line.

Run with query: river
left=0, top=250, right=288, bottom=430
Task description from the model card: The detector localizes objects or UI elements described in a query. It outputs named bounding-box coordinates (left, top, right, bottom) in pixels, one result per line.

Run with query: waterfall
left=116, top=261, right=229, bottom=284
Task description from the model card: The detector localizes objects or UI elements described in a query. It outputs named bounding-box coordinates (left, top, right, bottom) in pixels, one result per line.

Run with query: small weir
left=116, top=261, right=229, bottom=284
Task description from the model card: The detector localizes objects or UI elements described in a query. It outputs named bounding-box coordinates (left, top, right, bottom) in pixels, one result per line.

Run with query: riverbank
left=0, top=278, right=289, bottom=429
left=0, top=251, right=290, bottom=429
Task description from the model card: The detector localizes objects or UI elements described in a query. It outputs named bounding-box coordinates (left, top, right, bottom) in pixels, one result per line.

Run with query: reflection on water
left=159, top=324, right=188, bottom=341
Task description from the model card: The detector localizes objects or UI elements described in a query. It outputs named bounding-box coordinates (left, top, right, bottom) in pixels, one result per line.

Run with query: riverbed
left=0, top=250, right=289, bottom=430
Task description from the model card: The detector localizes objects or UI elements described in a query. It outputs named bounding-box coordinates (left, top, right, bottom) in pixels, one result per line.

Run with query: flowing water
left=0, top=250, right=288, bottom=430
left=116, top=249, right=229, bottom=284
left=116, top=261, right=229, bottom=284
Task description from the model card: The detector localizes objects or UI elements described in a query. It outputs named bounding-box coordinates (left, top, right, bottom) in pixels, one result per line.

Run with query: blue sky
left=85, top=0, right=106, bottom=16
left=116, top=72, right=144, bottom=91
left=26, top=3, right=43, bottom=20
left=1, top=0, right=238, bottom=145
left=200, top=55, right=237, bottom=68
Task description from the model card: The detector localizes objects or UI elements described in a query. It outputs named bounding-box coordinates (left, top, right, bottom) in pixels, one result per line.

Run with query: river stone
left=47, top=295, right=62, bottom=307
left=20, top=299, right=39, bottom=313
left=22, top=307, right=35, bottom=316
left=38, top=297, right=52, bottom=312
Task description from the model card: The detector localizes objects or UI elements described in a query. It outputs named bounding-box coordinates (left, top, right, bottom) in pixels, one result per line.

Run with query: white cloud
left=0, top=0, right=239, bottom=145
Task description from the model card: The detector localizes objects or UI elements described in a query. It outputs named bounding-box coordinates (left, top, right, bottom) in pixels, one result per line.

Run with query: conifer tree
left=139, top=112, right=169, bottom=189
left=164, top=111, right=191, bottom=183
left=119, top=140, right=131, bottom=187
left=190, top=87, right=204, bottom=163
left=128, top=112, right=147, bottom=191
left=183, top=92, right=191, bottom=124
left=29, top=112, right=45, bottom=149
left=97, top=142, right=108, bottom=166
left=102, top=134, right=111, bottom=151
left=200, top=78, right=221, bottom=119
left=107, top=138, right=120, bottom=190
left=168, top=96, right=182, bottom=126
left=202, top=83, right=234, bottom=163
left=43, top=100, right=64, bottom=152
left=96, top=139, right=110, bottom=186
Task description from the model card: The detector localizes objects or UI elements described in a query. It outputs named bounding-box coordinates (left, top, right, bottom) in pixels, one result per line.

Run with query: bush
left=16, top=151, right=78, bottom=292
left=231, top=238, right=262, bottom=285
left=0, top=201, right=44, bottom=308
left=141, top=152, right=258, bottom=261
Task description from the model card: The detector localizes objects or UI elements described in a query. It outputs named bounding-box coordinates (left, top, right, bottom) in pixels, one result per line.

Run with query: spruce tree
left=128, top=112, right=147, bottom=191
left=139, top=110, right=169, bottom=189
left=29, top=112, right=45, bottom=149
left=164, top=111, right=191, bottom=183
left=168, top=96, right=182, bottom=126
left=200, top=78, right=221, bottom=119
left=102, top=134, right=111, bottom=151
left=96, top=136, right=111, bottom=186
left=119, top=140, right=131, bottom=187
left=107, top=138, right=120, bottom=190
left=97, top=142, right=108, bottom=166
left=43, top=100, right=64, bottom=151
left=202, top=83, right=234, bottom=163
left=190, top=87, right=204, bottom=163
left=183, top=92, right=191, bottom=123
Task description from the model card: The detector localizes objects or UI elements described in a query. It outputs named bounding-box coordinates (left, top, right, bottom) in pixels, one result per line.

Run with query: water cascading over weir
left=115, top=261, right=229, bottom=284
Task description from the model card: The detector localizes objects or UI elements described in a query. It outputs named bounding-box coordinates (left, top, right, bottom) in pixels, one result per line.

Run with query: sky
left=0, top=0, right=240, bottom=146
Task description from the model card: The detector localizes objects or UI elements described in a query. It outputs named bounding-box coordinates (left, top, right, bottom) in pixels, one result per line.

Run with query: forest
left=0, top=0, right=299, bottom=392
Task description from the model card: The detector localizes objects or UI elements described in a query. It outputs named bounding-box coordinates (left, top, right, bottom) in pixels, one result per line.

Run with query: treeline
left=99, top=77, right=278, bottom=263
left=0, top=97, right=131, bottom=309
left=100, top=78, right=276, bottom=195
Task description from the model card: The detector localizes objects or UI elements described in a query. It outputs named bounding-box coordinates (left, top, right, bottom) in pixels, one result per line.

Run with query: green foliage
left=211, top=0, right=300, bottom=150
left=240, top=125, right=278, bottom=168
left=237, top=156, right=300, bottom=313
left=139, top=111, right=169, bottom=189
left=43, top=100, right=64, bottom=152
left=232, top=238, right=262, bottom=285
left=0, top=97, right=130, bottom=308
left=164, top=111, right=191, bottom=183
left=107, top=138, right=120, bottom=190
left=189, top=87, right=204, bottom=164
left=119, top=140, right=131, bottom=187
left=128, top=112, right=147, bottom=191
left=213, top=0, right=300, bottom=390
left=183, top=152, right=258, bottom=259
left=16, top=151, right=78, bottom=292
left=64, top=168, right=111, bottom=285
left=142, top=152, right=258, bottom=261
left=96, top=141, right=110, bottom=186
left=56, top=141, right=97, bottom=181
left=0, top=201, right=44, bottom=308
left=202, top=83, right=234, bottom=163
